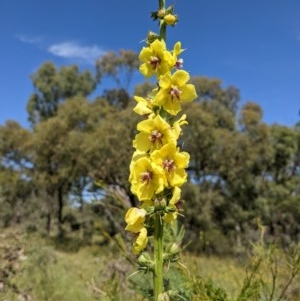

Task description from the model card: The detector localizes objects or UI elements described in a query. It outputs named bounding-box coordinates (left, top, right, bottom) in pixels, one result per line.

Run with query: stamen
left=175, top=58, right=183, bottom=69
left=163, top=159, right=175, bottom=173
left=149, top=56, right=161, bottom=70
left=140, top=171, right=152, bottom=184
left=170, top=85, right=182, bottom=101
left=149, top=130, right=163, bottom=145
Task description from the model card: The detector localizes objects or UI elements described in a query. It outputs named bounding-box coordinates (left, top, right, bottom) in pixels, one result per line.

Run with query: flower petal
left=172, top=70, right=190, bottom=86
left=133, top=227, right=148, bottom=254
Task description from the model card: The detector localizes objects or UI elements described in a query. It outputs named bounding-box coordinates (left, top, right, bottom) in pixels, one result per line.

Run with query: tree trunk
left=57, top=186, right=64, bottom=237
left=46, top=212, right=51, bottom=234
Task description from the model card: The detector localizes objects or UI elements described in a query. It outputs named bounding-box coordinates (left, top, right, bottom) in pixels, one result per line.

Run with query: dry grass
left=1, top=229, right=300, bottom=301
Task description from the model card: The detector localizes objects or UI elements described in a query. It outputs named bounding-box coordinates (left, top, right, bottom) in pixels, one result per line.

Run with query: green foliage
left=96, top=49, right=139, bottom=89
left=1, top=54, right=300, bottom=256
left=1, top=229, right=300, bottom=301
left=27, top=62, right=96, bottom=126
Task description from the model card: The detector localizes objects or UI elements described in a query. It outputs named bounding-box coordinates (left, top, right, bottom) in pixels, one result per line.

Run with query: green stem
left=158, top=0, right=166, bottom=42
left=159, top=21, right=166, bottom=42
left=153, top=213, right=164, bottom=300
left=154, top=1, right=166, bottom=300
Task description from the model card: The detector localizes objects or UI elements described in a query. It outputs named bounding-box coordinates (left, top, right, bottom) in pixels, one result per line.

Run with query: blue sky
left=1, top=0, right=300, bottom=127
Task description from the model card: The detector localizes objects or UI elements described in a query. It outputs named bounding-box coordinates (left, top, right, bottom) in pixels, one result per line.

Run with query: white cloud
left=16, top=34, right=43, bottom=45
left=16, top=35, right=104, bottom=64
left=48, top=42, right=104, bottom=63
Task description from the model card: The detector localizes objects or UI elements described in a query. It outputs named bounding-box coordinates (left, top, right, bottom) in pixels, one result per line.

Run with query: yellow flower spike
left=133, top=115, right=177, bottom=153
left=153, top=70, right=197, bottom=115
left=139, top=39, right=175, bottom=78
left=125, top=207, right=147, bottom=233
left=151, top=143, right=189, bottom=187
left=130, top=156, right=166, bottom=201
left=133, top=227, right=148, bottom=254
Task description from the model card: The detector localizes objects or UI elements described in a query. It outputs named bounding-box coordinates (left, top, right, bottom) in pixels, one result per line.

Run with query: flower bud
left=169, top=243, right=180, bottom=255
left=164, top=14, right=177, bottom=26
left=167, top=290, right=178, bottom=298
left=157, top=8, right=166, bottom=18
left=165, top=206, right=176, bottom=213
left=147, top=31, right=159, bottom=45
left=154, top=197, right=167, bottom=211
left=158, top=292, right=170, bottom=301
left=137, top=252, right=154, bottom=269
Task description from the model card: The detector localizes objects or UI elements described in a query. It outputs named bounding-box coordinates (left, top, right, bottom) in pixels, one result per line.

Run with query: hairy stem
left=153, top=213, right=164, bottom=300
left=159, top=0, right=166, bottom=42
left=154, top=1, right=166, bottom=299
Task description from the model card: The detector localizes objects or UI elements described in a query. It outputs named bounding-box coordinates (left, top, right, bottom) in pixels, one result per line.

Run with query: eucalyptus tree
left=96, top=50, right=140, bottom=109
left=27, top=62, right=96, bottom=126
left=0, top=121, right=33, bottom=226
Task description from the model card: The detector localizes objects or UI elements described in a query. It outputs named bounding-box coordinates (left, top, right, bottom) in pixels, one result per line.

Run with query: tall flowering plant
left=125, top=1, right=197, bottom=299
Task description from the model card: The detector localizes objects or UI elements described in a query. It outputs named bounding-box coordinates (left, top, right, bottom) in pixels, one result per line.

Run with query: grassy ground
left=0, top=228, right=299, bottom=301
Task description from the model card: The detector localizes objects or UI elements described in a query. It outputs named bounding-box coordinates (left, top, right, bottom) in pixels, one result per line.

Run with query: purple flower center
left=170, top=86, right=182, bottom=100
left=163, top=159, right=175, bottom=172
left=150, top=130, right=163, bottom=145
left=175, top=58, right=183, bottom=69
left=140, top=171, right=152, bottom=184
left=149, top=56, right=161, bottom=70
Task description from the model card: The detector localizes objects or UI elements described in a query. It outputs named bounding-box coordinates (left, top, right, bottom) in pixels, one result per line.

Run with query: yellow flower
left=164, top=187, right=181, bottom=222
left=172, top=41, right=184, bottom=69
left=133, top=96, right=154, bottom=116
left=151, top=143, right=189, bottom=187
left=153, top=70, right=197, bottom=115
left=133, top=227, right=148, bottom=254
left=172, top=114, right=188, bottom=138
left=125, top=207, right=147, bottom=233
left=173, top=42, right=183, bottom=59
left=139, top=39, right=174, bottom=78
left=164, top=212, right=177, bottom=223
left=133, top=115, right=177, bottom=152
left=129, top=150, right=147, bottom=182
left=141, top=199, right=154, bottom=208
left=130, top=156, right=166, bottom=201
left=169, top=186, right=181, bottom=206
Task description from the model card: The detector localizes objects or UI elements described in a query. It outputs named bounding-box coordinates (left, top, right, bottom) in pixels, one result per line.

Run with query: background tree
left=96, top=50, right=139, bottom=109
left=0, top=121, right=33, bottom=226
left=262, top=124, right=300, bottom=246
left=1, top=54, right=300, bottom=254
left=27, top=62, right=96, bottom=126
